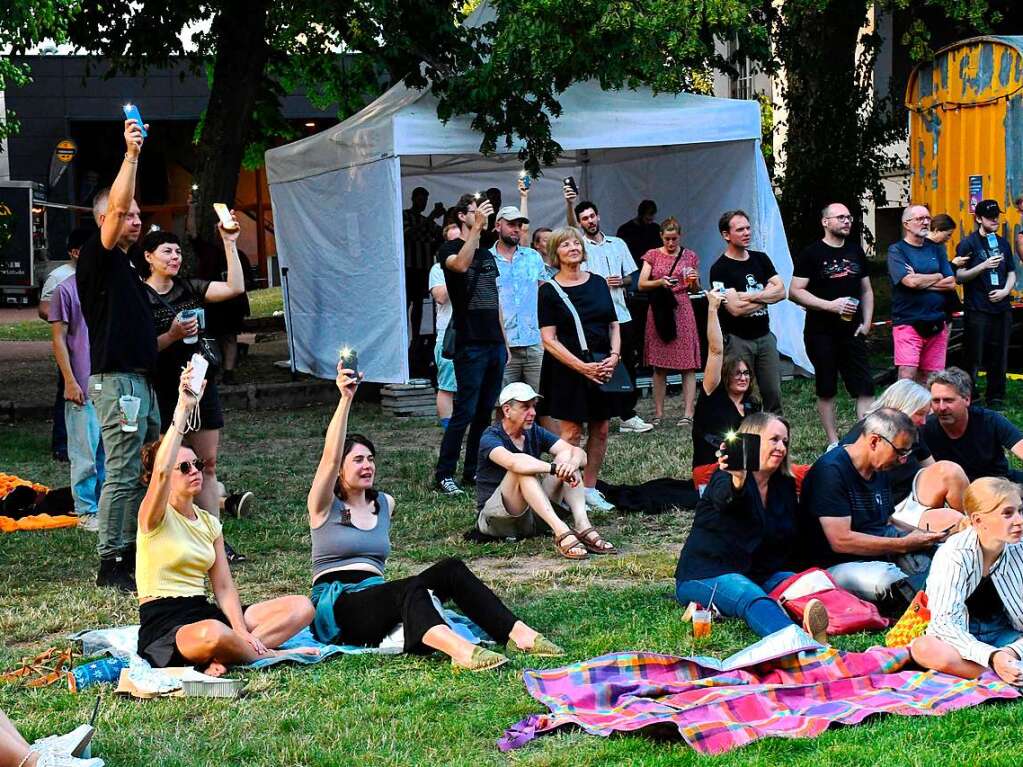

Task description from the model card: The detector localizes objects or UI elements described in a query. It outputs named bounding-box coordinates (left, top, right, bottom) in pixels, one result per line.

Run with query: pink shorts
left=893, top=323, right=949, bottom=372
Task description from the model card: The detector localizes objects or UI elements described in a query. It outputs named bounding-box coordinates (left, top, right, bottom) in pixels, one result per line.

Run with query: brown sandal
left=1, top=647, right=74, bottom=688
left=574, top=526, right=617, bottom=555
left=554, top=530, right=588, bottom=560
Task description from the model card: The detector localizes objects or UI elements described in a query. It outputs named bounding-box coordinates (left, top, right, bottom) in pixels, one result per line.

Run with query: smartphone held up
left=122, top=103, right=148, bottom=138
left=723, top=431, right=760, bottom=472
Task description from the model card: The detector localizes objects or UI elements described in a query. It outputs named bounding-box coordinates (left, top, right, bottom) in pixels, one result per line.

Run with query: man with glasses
left=924, top=367, right=1023, bottom=483
left=796, top=408, right=946, bottom=607
left=887, top=204, right=957, bottom=384
left=953, top=199, right=1016, bottom=408
left=790, top=203, right=875, bottom=448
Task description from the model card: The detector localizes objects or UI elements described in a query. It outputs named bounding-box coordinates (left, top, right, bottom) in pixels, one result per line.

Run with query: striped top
left=925, top=527, right=1023, bottom=667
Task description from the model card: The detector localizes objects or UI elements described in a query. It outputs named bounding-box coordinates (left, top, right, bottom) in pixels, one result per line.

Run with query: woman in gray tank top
left=306, top=362, right=564, bottom=671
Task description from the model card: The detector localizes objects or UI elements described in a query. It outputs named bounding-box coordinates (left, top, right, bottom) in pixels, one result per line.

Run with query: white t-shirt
left=40, top=263, right=76, bottom=303
left=581, top=234, right=637, bottom=323
left=428, top=262, right=452, bottom=333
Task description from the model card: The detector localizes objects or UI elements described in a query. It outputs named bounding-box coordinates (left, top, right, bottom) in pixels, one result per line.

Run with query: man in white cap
left=492, top=204, right=547, bottom=393
left=475, top=382, right=617, bottom=559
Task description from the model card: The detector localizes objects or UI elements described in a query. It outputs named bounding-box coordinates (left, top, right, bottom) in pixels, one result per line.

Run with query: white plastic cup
left=118, top=395, right=141, bottom=433
left=841, top=297, right=860, bottom=321
left=179, top=309, right=199, bottom=344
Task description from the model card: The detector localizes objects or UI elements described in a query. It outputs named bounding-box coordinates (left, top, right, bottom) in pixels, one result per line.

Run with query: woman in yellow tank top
left=135, top=364, right=314, bottom=675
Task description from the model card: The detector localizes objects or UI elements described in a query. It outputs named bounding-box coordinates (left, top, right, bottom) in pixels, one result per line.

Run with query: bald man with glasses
left=790, top=203, right=875, bottom=448
left=886, top=204, right=957, bottom=384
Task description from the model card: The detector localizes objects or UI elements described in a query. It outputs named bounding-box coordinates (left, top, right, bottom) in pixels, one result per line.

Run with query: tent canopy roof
left=266, top=80, right=762, bottom=185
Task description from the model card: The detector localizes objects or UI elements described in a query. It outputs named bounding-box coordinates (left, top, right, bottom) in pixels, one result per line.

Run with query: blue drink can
left=69, top=657, right=127, bottom=692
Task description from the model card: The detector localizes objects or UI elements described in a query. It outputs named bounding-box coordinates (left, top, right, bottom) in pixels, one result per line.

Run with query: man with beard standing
left=887, top=205, right=957, bottom=384
left=492, top=205, right=546, bottom=393
left=76, top=119, right=160, bottom=590
left=790, top=202, right=875, bottom=447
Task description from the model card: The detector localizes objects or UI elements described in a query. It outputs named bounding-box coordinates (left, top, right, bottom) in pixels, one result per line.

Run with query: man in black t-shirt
left=434, top=193, right=508, bottom=495
left=75, top=119, right=160, bottom=591
left=797, top=409, right=945, bottom=603
left=790, top=203, right=875, bottom=447
left=616, top=200, right=661, bottom=260
left=953, top=200, right=1017, bottom=408
left=925, top=367, right=1023, bottom=482
left=708, top=210, right=786, bottom=413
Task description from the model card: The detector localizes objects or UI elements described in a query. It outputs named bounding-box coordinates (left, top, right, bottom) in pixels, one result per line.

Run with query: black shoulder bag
left=441, top=261, right=484, bottom=360
left=148, top=280, right=223, bottom=369
left=648, top=251, right=685, bottom=343
left=547, top=279, right=634, bottom=393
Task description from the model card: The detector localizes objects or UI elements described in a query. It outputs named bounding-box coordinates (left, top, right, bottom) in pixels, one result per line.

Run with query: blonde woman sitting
left=911, top=477, right=1023, bottom=685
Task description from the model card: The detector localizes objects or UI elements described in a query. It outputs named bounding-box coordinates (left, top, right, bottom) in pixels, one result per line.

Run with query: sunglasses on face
left=176, top=459, right=205, bottom=474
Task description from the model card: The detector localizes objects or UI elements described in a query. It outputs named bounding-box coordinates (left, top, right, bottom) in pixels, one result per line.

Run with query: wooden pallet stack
left=380, top=381, right=436, bottom=418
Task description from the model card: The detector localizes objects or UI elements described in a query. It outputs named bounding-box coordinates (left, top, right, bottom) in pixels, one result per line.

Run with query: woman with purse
left=140, top=221, right=246, bottom=560
left=638, top=217, right=701, bottom=427
left=675, top=412, right=829, bottom=642
left=911, top=477, right=1023, bottom=685
left=537, top=228, right=621, bottom=511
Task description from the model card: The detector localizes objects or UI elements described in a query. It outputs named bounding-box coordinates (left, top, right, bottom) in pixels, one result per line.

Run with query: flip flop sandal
left=554, top=530, right=588, bottom=560
left=676, top=416, right=694, bottom=428
left=1, top=647, right=74, bottom=688
left=574, top=526, right=617, bottom=555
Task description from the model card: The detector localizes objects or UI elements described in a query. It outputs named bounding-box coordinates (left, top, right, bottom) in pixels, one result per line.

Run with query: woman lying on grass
left=135, top=364, right=315, bottom=675
left=912, top=477, right=1023, bottom=685
left=307, top=362, right=563, bottom=671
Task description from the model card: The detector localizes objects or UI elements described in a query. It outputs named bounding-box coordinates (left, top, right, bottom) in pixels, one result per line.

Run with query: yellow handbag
left=885, top=591, right=931, bottom=647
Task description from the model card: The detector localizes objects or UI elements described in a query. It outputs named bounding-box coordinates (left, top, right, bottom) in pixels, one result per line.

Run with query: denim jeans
left=970, top=612, right=1023, bottom=647
left=675, top=571, right=793, bottom=637
left=65, top=399, right=105, bottom=516
left=435, top=342, right=506, bottom=483
left=91, top=372, right=161, bottom=558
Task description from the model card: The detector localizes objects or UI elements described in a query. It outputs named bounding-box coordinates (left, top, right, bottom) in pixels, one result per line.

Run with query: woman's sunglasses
left=176, top=459, right=206, bottom=474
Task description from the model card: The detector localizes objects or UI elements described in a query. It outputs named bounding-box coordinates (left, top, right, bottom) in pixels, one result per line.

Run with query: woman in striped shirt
left=911, top=477, right=1023, bottom=685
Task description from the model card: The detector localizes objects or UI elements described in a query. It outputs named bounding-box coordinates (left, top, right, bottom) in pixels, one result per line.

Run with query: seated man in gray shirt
left=476, top=383, right=616, bottom=560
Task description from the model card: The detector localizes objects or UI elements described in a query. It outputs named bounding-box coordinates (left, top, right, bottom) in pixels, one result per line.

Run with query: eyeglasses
left=176, top=459, right=205, bottom=474
left=732, top=370, right=752, bottom=378
left=906, top=216, right=932, bottom=223
left=877, top=434, right=913, bottom=458
left=828, top=215, right=853, bottom=222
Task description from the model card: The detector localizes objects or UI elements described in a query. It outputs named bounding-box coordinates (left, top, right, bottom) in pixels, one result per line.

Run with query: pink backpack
left=768, top=568, right=889, bottom=634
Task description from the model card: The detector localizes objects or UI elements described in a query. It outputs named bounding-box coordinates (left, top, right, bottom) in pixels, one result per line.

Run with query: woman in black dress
left=139, top=216, right=246, bottom=558
left=538, top=227, right=621, bottom=515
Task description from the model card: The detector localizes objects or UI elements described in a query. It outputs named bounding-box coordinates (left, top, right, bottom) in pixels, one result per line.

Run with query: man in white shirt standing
left=565, top=185, right=654, bottom=447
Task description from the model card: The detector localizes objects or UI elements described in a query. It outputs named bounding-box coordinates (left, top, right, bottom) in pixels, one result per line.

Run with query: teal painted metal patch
left=1006, top=94, right=1023, bottom=203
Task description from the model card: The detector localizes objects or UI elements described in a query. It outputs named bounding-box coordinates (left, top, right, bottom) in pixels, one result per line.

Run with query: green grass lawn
left=3, top=379, right=1023, bottom=766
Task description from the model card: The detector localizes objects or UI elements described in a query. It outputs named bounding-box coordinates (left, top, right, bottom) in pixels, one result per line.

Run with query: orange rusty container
left=906, top=36, right=1023, bottom=281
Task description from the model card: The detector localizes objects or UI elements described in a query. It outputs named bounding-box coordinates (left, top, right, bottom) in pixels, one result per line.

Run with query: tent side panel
left=269, top=157, right=409, bottom=382
left=753, top=143, right=809, bottom=372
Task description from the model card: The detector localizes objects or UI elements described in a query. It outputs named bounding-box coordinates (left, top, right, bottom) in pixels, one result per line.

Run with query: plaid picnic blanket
left=499, top=646, right=1021, bottom=754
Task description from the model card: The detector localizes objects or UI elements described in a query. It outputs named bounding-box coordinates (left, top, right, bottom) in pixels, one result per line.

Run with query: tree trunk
left=192, top=0, right=271, bottom=245
left=776, top=0, right=870, bottom=249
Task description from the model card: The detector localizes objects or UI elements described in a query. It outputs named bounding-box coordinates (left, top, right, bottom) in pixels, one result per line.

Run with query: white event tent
left=265, top=80, right=809, bottom=382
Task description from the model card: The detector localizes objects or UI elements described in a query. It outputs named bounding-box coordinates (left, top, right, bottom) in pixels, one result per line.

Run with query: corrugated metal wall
left=906, top=36, right=1023, bottom=275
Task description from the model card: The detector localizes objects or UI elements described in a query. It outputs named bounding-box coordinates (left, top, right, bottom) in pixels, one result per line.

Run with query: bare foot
left=203, top=661, right=228, bottom=677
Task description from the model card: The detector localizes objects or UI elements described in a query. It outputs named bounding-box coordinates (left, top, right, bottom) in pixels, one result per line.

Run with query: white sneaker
left=34, top=751, right=104, bottom=767
left=77, top=514, right=99, bottom=532
left=825, top=441, right=839, bottom=453
left=619, top=415, right=654, bottom=434
left=584, top=487, right=615, bottom=512
left=30, top=724, right=95, bottom=758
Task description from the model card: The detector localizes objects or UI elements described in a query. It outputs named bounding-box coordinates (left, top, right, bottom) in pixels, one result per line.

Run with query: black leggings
left=330, top=558, right=519, bottom=653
